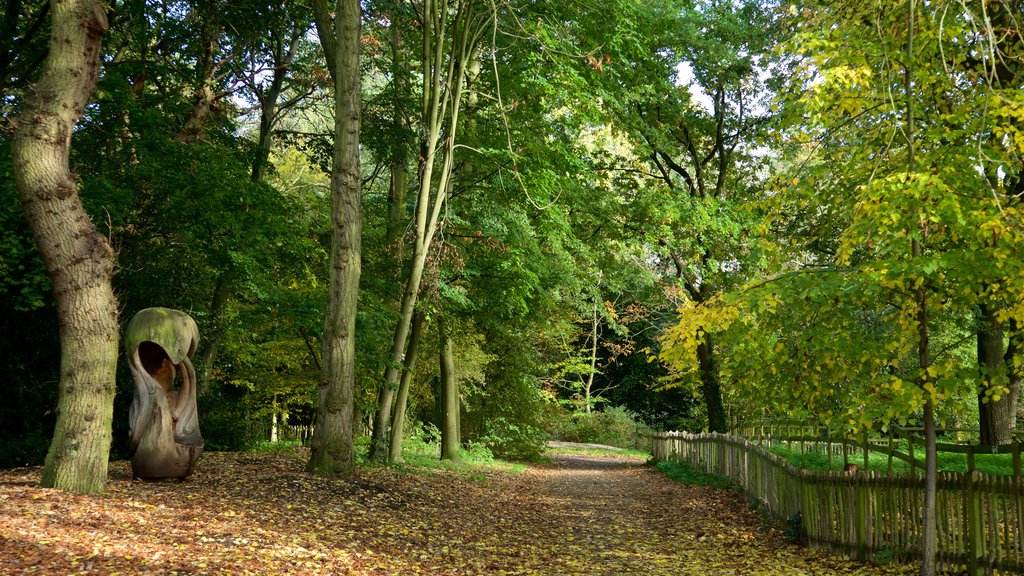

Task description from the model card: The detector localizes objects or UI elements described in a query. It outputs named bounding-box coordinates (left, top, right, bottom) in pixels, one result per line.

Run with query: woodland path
left=0, top=448, right=916, bottom=575
left=506, top=450, right=914, bottom=575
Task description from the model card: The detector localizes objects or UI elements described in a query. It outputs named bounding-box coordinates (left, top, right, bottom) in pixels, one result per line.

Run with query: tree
left=438, top=310, right=461, bottom=461
left=368, top=0, right=492, bottom=463
left=9, top=0, right=117, bottom=494
left=306, top=0, right=362, bottom=477
left=661, top=2, right=1024, bottom=574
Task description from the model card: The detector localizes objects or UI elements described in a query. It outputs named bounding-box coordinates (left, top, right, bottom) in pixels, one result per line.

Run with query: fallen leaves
left=0, top=448, right=918, bottom=574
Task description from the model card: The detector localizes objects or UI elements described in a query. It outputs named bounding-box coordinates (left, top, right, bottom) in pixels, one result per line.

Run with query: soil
left=0, top=448, right=916, bottom=575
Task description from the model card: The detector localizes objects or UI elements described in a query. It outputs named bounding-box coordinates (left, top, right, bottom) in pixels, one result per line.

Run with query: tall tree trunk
left=368, top=0, right=487, bottom=463
left=676, top=255, right=727, bottom=434
left=177, top=0, right=220, bottom=141
left=439, top=313, right=460, bottom=462
left=11, top=0, right=117, bottom=494
left=904, top=4, right=936, bottom=574
left=196, top=271, right=231, bottom=392
left=250, top=28, right=302, bottom=183
left=251, top=94, right=276, bottom=182
left=583, top=302, right=598, bottom=414
left=306, top=0, right=361, bottom=478
left=370, top=19, right=412, bottom=464
left=386, top=17, right=409, bottom=253
left=697, top=332, right=726, bottom=433
left=978, top=306, right=1019, bottom=445
left=388, top=310, right=425, bottom=463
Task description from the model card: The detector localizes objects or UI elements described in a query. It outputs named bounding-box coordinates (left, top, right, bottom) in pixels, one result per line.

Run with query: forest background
left=2, top=0, right=1023, bottom=511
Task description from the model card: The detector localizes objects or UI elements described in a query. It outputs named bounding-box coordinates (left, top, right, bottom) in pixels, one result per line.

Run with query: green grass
left=251, top=439, right=304, bottom=453
left=391, top=435, right=528, bottom=480
left=655, top=460, right=732, bottom=489
left=394, top=451, right=527, bottom=482
left=544, top=445, right=650, bottom=459
left=767, top=443, right=1016, bottom=476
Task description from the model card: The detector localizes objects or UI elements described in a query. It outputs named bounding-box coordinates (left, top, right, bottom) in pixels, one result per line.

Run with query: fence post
left=861, top=431, right=869, bottom=471
left=855, top=471, right=867, bottom=562
left=966, top=454, right=983, bottom=576
left=1014, top=442, right=1023, bottom=559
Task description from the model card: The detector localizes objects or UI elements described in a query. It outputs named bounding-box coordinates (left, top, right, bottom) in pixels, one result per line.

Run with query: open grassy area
left=767, top=442, right=1016, bottom=476
left=543, top=444, right=651, bottom=459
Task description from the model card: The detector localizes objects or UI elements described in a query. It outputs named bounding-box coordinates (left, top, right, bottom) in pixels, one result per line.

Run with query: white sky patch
left=675, top=61, right=715, bottom=113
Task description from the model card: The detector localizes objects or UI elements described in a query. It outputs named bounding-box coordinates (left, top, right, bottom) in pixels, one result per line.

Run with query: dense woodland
left=2, top=0, right=1024, bottom=569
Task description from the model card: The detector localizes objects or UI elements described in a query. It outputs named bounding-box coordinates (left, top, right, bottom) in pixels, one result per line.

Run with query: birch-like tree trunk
left=903, top=3, right=936, bottom=573
left=306, top=0, right=361, bottom=478
left=582, top=303, right=598, bottom=414
left=439, top=313, right=461, bottom=462
left=368, top=0, right=491, bottom=463
left=10, top=0, right=117, bottom=494
left=388, top=310, right=426, bottom=463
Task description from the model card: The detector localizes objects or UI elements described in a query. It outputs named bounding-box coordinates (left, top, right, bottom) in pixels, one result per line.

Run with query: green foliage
left=0, top=166, right=50, bottom=313
left=396, top=421, right=526, bottom=476
left=659, top=0, right=1024, bottom=436
left=655, top=459, right=731, bottom=489
left=549, top=406, right=653, bottom=450
left=768, top=444, right=1017, bottom=477
left=783, top=512, right=806, bottom=545
left=198, top=384, right=273, bottom=452
left=478, top=416, right=547, bottom=462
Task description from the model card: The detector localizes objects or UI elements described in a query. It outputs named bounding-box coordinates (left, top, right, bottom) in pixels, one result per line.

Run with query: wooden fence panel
left=652, top=432, right=1024, bottom=575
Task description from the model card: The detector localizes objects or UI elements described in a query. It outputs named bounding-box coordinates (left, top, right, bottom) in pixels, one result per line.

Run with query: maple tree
left=659, top=1, right=1024, bottom=573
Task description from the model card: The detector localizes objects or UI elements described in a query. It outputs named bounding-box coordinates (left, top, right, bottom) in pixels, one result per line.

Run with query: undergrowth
left=655, top=459, right=731, bottom=489
left=545, top=445, right=650, bottom=459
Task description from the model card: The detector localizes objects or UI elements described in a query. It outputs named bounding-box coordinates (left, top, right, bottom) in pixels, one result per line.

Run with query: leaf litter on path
left=0, top=448, right=919, bottom=574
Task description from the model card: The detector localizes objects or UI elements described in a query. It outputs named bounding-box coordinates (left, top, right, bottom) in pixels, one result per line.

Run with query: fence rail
left=654, top=431, right=1024, bottom=575
left=729, top=421, right=1024, bottom=475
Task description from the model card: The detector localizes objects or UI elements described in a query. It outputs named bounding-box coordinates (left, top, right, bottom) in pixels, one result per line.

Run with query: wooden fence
left=654, top=431, right=1024, bottom=575
left=730, top=421, right=1024, bottom=475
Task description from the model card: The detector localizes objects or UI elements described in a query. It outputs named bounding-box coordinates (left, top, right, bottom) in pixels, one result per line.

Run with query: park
left=2, top=0, right=1023, bottom=574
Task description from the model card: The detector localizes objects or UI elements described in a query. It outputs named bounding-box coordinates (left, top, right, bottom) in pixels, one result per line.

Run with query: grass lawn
left=767, top=441, right=1016, bottom=476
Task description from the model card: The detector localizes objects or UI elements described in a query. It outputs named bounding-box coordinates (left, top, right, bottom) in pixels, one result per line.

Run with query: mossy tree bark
left=977, top=307, right=1020, bottom=446
left=10, top=0, right=117, bottom=494
left=306, top=0, right=361, bottom=478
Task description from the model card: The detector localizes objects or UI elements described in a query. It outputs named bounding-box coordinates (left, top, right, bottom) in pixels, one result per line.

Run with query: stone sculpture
left=126, top=307, right=203, bottom=479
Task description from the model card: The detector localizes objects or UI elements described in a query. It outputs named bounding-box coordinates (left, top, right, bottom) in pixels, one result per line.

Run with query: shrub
left=552, top=405, right=653, bottom=450
left=479, top=417, right=546, bottom=462
left=198, top=385, right=269, bottom=451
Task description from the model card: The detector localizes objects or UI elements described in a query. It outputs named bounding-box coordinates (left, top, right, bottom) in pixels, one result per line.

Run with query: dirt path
left=0, top=449, right=916, bottom=575
left=497, top=451, right=914, bottom=575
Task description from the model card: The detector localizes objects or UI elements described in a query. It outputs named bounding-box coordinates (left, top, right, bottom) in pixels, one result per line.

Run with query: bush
left=479, top=417, right=546, bottom=462
left=551, top=405, right=652, bottom=450
left=198, top=385, right=269, bottom=451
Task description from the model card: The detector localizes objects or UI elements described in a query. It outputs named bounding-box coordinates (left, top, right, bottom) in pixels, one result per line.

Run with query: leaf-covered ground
left=0, top=448, right=919, bottom=575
